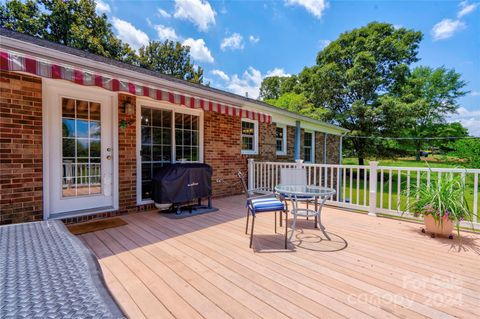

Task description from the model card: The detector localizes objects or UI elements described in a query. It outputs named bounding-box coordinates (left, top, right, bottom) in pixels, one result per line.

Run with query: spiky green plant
left=406, top=170, right=472, bottom=237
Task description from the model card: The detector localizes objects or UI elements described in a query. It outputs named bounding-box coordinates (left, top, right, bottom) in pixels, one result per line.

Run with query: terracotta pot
left=423, top=215, right=453, bottom=237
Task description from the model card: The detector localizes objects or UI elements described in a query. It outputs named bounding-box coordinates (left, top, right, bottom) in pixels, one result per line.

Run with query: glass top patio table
left=274, top=184, right=336, bottom=198
left=275, top=184, right=336, bottom=241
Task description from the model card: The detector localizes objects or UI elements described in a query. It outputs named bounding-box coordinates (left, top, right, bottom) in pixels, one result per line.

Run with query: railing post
left=295, top=159, right=304, bottom=169
left=368, top=161, right=379, bottom=217
left=247, top=158, right=255, bottom=191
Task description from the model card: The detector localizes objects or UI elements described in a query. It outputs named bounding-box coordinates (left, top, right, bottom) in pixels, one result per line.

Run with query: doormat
left=162, top=206, right=219, bottom=219
left=67, top=217, right=127, bottom=235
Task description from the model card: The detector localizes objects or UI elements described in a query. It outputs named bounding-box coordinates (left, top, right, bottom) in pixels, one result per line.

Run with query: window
left=303, top=131, right=315, bottom=163
left=276, top=125, right=287, bottom=155
left=139, top=105, right=202, bottom=200
left=140, top=107, right=172, bottom=200
left=175, top=113, right=200, bottom=162
left=241, top=119, right=258, bottom=154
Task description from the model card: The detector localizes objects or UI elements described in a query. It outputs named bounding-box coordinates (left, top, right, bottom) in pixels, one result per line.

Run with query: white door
left=45, top=83, right=115, bottom=217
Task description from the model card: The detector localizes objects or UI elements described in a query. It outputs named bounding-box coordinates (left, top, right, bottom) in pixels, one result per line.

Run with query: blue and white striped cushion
left=250, top=197, right=285, bottom=213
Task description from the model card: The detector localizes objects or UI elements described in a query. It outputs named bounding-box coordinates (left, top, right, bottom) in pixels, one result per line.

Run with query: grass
left=336, top=156, right=478, bottom=223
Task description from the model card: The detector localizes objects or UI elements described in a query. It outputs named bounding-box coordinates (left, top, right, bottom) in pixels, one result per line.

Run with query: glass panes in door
left=62, top=98, right=101, bottom=197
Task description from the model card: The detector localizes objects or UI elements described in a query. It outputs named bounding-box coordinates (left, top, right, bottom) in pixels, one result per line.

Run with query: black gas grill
left=152, top=163, right=213, bottom=214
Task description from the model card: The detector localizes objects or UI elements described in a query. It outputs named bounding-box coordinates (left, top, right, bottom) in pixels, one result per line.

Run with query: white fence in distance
left=248, top=159, right=480, bottom=230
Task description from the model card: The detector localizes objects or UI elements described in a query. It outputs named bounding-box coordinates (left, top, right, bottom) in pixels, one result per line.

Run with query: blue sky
left=97, top=0, right=479, bottom=135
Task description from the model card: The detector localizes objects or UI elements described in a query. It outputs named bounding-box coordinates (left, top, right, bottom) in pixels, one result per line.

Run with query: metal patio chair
left=279, top=168, right=318, bottom=227
left=236, top=171, right=288, bottom=249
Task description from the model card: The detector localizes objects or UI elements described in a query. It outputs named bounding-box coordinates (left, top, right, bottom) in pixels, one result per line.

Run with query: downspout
left=294, top=120, right=301, bottom=160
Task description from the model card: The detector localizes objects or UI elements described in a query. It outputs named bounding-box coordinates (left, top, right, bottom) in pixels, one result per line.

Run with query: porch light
left=123, top=98, right=134, bottom=115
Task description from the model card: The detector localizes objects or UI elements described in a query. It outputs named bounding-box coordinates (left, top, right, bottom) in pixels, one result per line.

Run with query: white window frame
left=136, top=98, right=204, bottom=204
left=275, top=124, right=287, bottom=156
left=240, top=118, right=258, bottom=155
left=303, top=130, right=315, bottom=163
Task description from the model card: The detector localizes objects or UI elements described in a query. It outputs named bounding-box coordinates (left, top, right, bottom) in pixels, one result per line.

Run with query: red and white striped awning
left=0, top=50, right=272, bottom=123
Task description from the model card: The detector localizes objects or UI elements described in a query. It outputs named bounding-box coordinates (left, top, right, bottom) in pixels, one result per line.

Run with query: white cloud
left=458, top=1, right=479, bottom=18
left=154, top=25, right=180, bottom=42
left=218, top=67, right=291, bottom=99
left=182, top=38, right=214, bottom=63
left=431, top=19, right=466, bottom=40
left=449, top=107, right=480, bottom=136
left=174, top=0, right=216, bottom=31
left=111, top=17, right=149, bottom=50
left=266, top=68, right=291, bottom=77
left=318, top=39, right=331, bottom=48
left=220, top=33, right=244, bottom=51
left=227, top=67, right=263, bottom=98
left=158, top=8, right=172, bottom=18
left=470, top=91, right=480, bottom=96
left=285, top=0, right=329, bottom=18
left=249, top=35, right=260, bottom=44
left=95, top=0, right=110, bottom=13
left=211, top=69, right=230, bottom=81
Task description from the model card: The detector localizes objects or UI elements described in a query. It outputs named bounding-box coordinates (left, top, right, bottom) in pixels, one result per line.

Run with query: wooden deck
left=79, top=195, right=480, bottom=319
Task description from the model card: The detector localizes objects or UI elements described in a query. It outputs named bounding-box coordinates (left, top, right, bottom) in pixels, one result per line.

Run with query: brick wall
left=326, top=134, right=341, bottom=164
left=315, top=132, right=326, bottom=164
left=117, top=94, right=140, bottom=213
left=204, top=111, right=246, bottom=196
left=0, top=71, right=43, bottom=225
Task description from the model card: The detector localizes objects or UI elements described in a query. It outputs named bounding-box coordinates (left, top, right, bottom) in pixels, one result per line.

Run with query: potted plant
left=407, top=171, right=471, bottom=239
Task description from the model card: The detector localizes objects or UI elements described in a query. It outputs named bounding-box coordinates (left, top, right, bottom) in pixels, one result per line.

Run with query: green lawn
left=337, top=156, right=478, bottom=222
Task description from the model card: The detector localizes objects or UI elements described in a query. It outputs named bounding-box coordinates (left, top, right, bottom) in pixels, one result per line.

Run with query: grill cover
left=151, top=163, right=212, bottom=204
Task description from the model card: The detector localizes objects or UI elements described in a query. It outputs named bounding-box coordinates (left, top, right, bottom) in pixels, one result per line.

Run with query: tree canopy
left=380, top=66, right=467, bottom=159
left=259, top=75, right=300, bottom=100
left=0, top=0, right=204, bottom=83
left=138, top=40, right=204, bottom=83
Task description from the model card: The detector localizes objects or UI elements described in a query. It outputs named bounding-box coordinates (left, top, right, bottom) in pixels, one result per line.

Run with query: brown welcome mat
left=67, top=217, right=127, bottom=235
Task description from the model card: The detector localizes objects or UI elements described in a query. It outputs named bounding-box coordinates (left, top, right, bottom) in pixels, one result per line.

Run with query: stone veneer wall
left=0, top=71, right=43, bottom=225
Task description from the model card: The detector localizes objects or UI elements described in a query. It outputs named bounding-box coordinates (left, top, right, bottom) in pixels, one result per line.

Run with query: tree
left=381, top=66, right=467, bottom=159
left=0, top=0, right=137, bottom=63
left=301, top=22, right=423, bottom=164
left=138, top=40, right=204, bottom=84
left=450, top=138, right=480, bottom=168
left=259, top=75, right=299, bottom=100
left=264, top=92, right=327, bottom=120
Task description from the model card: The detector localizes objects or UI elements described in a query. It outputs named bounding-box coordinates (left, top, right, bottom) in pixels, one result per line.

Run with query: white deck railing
left=63, top=162, right=101, bottom=187
left=248, top=159, right=480, bottom=230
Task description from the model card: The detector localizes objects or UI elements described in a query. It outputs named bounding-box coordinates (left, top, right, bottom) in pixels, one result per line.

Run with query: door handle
left=107, top=147, right=112, bottom=152
left=106, top=155, right=112, bottom=160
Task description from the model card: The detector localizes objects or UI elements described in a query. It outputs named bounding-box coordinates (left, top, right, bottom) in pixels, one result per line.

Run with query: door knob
left=106, top=155, right=112, bottom=160
left=107, top=147, right=112, bottom=152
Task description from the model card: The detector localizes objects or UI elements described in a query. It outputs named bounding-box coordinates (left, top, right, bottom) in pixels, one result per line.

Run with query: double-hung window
left=275, top=124, right=287, bottom=155
left=139, top=104, right=202, bottom=201
left=241, top=119, right=258, bottom=154
left=303, top=131, right=315, bottom=163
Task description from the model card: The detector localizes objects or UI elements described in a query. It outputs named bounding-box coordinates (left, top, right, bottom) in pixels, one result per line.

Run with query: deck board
left=80, top=195, right=480, bottom=319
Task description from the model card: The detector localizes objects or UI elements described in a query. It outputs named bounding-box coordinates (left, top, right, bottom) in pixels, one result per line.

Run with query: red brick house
left=0, top=29, right=347, bottom=225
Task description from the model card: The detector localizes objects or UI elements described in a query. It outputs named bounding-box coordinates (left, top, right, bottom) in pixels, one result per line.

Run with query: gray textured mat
left=0, top=221, right=124, bottom=319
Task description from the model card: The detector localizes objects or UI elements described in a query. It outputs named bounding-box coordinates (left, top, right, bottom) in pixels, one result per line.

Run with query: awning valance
left=0, top=50, right=272, bottom=123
